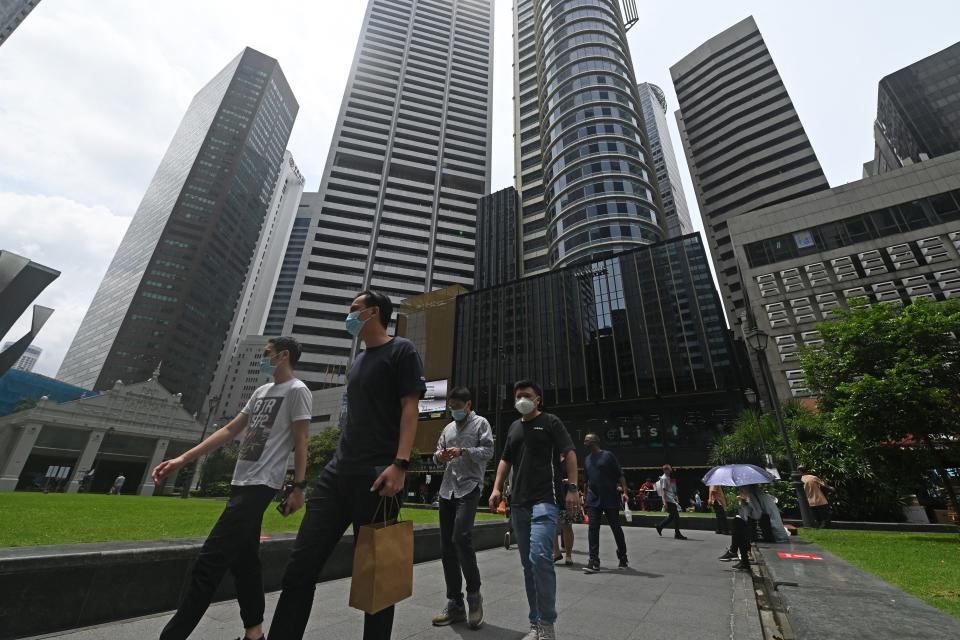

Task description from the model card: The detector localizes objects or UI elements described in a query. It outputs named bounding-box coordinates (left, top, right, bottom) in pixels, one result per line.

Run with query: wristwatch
left=566, top=483, right=578, bottom=493
left=292, top=480, right=308, bottom=490
left=392, top=458, right=410, bottom=470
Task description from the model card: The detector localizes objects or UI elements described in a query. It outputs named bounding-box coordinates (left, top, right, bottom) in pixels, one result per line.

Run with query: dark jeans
left=713, top=503, right=730, bottom=534
left=729, top=516, right=753, bottom=560
left=268, top=469, right=401, bottom=640
left=658, top=502, right=682, bottom=535
left=586, top=506, right=627, bottom=564
left=812, top=504, right=831, bottom=528
left=439, top=486, right=482, bottom=603
left=160, top=484, right=277, bottom=640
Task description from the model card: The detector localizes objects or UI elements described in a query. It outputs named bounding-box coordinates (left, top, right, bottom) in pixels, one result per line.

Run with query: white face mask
left=515, top=397, right=537, bottom=416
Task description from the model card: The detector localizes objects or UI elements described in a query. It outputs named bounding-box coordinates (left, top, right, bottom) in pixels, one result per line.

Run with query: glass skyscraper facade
left=872, top=41, right=960, bottom=174
left=58, top=48, right=298, bottom=413
left=285, top=0, right=495, bottom=391
left=514, top=0, right=664, bottom=275
left=475, top=187, right=519, bottom=289
left=637, top=82, right=692, bottom=239
left=454, top=233, right=743, bottom=466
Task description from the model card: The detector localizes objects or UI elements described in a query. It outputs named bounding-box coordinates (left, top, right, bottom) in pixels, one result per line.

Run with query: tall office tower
left=58, top=48, right=298, bottom=413
left=513, top=0, right=663, bottom=277
left=868, top=41, right=960, bottom=176
left=475, top=187, right=519, bottom=289
left=637, top=82, right=693, bottom=239
left=1, top=342, right=40, bottom=372
left=671, top=16, right=829, bottom=326
left=206, top=151, right=305, bottom=420
left=0, top=0, right=40, bottom=46
left=264, top=197, right=314, bottom=336
left=285, top=0, right=495, bottom=391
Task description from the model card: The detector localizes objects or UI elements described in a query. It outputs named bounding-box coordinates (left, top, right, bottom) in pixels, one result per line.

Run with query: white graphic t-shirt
left=232, top=378, right=312, bottom=489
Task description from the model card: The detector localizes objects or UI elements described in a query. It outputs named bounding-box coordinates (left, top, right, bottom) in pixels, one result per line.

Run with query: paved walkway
left=39, top=526, right=762, bottom=640
left=758, top=537, right=960, bottom=640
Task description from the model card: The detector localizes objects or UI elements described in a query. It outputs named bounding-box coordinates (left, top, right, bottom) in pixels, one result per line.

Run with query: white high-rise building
left=1, top=342, right=41, bottom=372
left=285, top=0, right=495, bottom=391
left=206, top=151, right=305, bottom=421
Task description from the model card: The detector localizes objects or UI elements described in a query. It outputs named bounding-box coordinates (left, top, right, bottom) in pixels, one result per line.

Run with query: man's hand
left=565, top=488, right=580, bottom=514
left=282, top=488, right=306, bottom=516
left=437, top=449, right=453, bottom=463
left=446, top=447, right=462, bottom=459
left=488, top=488, right=502, bottom=510
left=152, top=456, right=186, bottom=484
left=371, top=464, right=406, bottom=497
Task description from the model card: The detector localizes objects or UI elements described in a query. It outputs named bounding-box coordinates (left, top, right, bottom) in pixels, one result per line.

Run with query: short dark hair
left=585, top=432, right=600, bottom=442
left=448, top=386, right=472, bottom=403
left=358, top=289, right=392, bottom=329
left=513, top=379, right=543, bottom=407
left=268, top=336, right=302, bottom=365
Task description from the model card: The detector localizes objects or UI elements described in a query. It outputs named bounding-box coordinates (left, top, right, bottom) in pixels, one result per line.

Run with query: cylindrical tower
left=535, top=0, right=664, bottom=268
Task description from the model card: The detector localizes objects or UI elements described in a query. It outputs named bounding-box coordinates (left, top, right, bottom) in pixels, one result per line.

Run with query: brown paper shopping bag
left=348, top=498, right=414, bottom=614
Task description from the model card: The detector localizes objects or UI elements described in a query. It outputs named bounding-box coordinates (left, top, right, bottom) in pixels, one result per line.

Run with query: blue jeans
left=511, top=502, right=560, bottom=625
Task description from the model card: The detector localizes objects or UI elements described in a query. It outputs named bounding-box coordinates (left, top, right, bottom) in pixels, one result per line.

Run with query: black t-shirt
left=501, top=412, right=574, bottom=508
left=328, top=337, right=426, bottom=475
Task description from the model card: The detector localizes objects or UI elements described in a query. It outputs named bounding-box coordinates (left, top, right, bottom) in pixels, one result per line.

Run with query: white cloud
left=0, top=192, right=131, bottom=377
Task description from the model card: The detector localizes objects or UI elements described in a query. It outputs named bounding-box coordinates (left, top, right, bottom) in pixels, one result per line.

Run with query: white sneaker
left=521, top=624, right=540, bottom=640
left=539, top=622, right=556, bottom=639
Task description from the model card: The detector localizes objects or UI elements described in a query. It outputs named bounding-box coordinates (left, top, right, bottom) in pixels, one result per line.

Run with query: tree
left=710, top=402, right=902, bottom=521
left=800, top=298, right=960, bottom=516
left=306, top=427, right=341, bottom=484
left=13, top=397, right=38, bottom=413
left=198, top=443, right=239, bottom=496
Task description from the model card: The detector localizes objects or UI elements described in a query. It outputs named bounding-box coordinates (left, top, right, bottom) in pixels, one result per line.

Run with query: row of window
left=551, top=221, right=660, bottom=263
left=551, top=199, right=658, bottom=241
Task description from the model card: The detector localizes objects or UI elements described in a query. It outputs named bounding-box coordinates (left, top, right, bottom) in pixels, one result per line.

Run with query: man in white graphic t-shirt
left=151, top=336, right=312, bottom=640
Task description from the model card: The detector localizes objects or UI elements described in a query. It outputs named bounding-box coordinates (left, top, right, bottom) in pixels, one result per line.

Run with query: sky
left=1, top=0, right=958, bottom=378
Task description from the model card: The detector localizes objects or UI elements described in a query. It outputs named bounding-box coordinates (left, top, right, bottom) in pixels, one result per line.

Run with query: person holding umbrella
left=703, top=464, right=777, bottom=571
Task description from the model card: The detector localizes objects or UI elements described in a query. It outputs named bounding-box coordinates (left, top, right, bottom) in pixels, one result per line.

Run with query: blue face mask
left=345, top=309, right=369, bottom=337
left=259, top=354, right=279, bottom=376
left=451, top=408, right=468, bottom=421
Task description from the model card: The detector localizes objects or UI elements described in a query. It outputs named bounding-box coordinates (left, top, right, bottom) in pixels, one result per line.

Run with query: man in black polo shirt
left=489, top=380, right=579, bottom=640
left=268, top=290, right=426, bottom=640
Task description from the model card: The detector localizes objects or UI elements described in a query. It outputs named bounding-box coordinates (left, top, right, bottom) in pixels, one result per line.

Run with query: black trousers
left=658, top=502, right=682, bottom=535
left=438, top=486, right=482, bottom=602
left=160, top=484, right=277, bottom=640
left=268, top=469, right=401, bottom=640
left=586, top=506, right=628, bottom=564
left=729, top=517, right=753, bottom=561
left=812, top=504, right=831, bottom=527
left=713, top=503, right=730, bottom=534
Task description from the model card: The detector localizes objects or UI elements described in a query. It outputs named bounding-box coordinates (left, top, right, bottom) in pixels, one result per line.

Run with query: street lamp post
left=745, top=328, right=816, bottom=528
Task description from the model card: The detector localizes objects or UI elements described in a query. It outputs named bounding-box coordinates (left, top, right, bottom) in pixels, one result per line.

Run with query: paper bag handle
left=372, top=495, right=402, bottom=525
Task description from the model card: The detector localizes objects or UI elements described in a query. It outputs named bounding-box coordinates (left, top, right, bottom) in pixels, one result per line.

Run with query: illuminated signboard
left=419, top=379, right=448, bottom=420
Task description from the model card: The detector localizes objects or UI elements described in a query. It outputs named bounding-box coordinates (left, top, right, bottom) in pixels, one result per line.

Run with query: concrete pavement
left=36, top=526, right=763, bottom=640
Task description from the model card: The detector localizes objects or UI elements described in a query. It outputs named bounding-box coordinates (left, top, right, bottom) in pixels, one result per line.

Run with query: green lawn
left=801, top=529, right=960, bottom=619
left=0, top=493, right=502, bottom=547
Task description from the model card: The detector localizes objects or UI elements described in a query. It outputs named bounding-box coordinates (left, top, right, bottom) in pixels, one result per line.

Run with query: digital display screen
left=419, top=379, right=448, bottom=420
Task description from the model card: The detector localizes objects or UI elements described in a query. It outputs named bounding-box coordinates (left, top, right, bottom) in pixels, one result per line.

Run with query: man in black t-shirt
left=268, top=290, right=426, bottom=640
left=489, top=380, right=579, bottom=640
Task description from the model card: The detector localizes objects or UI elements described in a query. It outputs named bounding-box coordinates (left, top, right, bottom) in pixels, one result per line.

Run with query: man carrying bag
left=268, top=290, right=425, bottom=640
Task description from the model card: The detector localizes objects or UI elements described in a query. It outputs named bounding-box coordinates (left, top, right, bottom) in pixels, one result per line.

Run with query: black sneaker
left=618, top=558, right=629, bottom=570
left=432, top=600, right=466, bottom=626
left=675, top=533, right=688, bottom=540
left=734, top=559, right=751, bottom=571
left=656, top=525, right=663, bottom=536
left=583, top=561, right=600, bottom=574
left=719, top=550, right=737, bottom=561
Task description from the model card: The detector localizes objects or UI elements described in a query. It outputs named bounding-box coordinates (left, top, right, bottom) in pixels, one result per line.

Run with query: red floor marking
left=778, top=552, right=823, bottom=560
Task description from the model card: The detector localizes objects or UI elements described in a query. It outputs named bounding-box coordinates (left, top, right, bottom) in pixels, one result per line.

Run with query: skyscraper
left=284, top=0, right=495, bottom=391
left=1, top=342, right=40, bottom=372
left=637, top=82, right=692, bottom=239
left=58, top=48, right=298, bottom=413
left=0, top=0, right=40, bottom=46
left=513, top=0, right=664, bottom=277
left=475, top=187, right=519, bottom=289
left=671, top=16, right=829, bottom=325
left=869, top=41, right=960, bottom=175
left=206, top=150, right=305, bottom=420
left=264, top=200, right=313, bottom=336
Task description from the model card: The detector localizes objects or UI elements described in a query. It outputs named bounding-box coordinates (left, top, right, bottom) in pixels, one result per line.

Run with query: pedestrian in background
left=430, top=386, right=493, bottom=629
left=110, top=472, right=125, bottom=495
left=799, top=466, right=833, bottom=528
left=655, top=465, right=687, bottom=540
left=581, top=433, right=629, bottom=573
left=708, top=485, right=729, bottom=534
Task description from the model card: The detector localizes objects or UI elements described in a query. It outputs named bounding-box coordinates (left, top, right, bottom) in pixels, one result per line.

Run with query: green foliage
left=306, top=427, right=341, bottom=484
left=710, top=402, right=902, bottom=521
left=13, top=397, right=38, bottom=413
left=800, top=298, right=960, bottom=513
left=800, top=298, right=960, bottom=444
left=198, top=443, right=238, bottom=494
